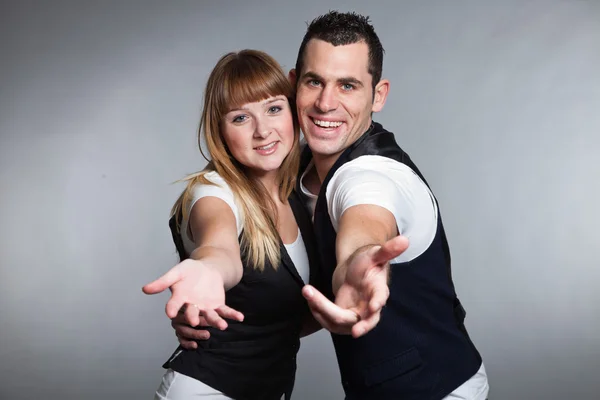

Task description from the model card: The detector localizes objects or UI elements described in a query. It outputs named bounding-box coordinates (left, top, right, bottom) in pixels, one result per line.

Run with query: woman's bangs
left=220, top=62, right=291, bottom=113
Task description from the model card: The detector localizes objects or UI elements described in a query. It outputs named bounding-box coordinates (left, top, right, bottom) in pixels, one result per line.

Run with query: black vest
left=299, top=122, right=482, bottom=400
left=163, top=190, right=320, bottom=400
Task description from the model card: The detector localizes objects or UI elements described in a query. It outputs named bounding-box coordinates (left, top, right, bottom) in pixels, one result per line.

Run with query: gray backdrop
left=1, top=0, right=599, bottom=399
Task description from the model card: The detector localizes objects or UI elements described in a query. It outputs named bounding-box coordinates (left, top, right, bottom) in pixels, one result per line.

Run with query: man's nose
left=315, top=86, right=338, bottom=113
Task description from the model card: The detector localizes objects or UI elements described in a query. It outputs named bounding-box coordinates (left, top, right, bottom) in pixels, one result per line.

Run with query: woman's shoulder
left=184, top=169, right=244, bottom=234
left=188, top=170, right=233, bottom=195
left=199, top=170, right=229, bottom=187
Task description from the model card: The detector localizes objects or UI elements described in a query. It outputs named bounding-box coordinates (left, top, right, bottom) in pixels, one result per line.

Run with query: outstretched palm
left=142, top=259, right=243, bottom=330
left=303, top=235, right=408, bottom=338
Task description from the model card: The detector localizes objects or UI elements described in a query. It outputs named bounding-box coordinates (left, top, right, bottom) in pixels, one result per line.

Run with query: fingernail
left=305, top=287, right=314, bottom=296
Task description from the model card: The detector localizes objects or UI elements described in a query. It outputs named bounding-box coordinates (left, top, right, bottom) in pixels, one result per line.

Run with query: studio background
left=1, top=1, right=599, bottom=399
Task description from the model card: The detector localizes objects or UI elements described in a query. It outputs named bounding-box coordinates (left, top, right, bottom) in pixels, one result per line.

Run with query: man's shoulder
left=338, top=155, right=408, bottom=175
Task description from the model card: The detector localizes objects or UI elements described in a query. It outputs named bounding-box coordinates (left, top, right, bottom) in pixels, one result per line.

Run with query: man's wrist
left=332, top=244, right=379, bottom=294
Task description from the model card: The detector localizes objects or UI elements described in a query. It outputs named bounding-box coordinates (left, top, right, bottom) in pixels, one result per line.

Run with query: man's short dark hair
left=295, top=11, right=385, bottom=91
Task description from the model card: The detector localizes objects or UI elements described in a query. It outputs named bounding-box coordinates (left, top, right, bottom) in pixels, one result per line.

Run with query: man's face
left=295, top=39, right=388, bottom=164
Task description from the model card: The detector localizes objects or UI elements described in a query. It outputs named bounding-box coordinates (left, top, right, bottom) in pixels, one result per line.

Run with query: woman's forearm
left=189, top=245, right=244, bottom=290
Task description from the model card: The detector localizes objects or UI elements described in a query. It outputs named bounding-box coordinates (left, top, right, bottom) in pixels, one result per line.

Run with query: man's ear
left=288, top=69, right=297, bottom=86
left=372, top=79, right=390, bottom=113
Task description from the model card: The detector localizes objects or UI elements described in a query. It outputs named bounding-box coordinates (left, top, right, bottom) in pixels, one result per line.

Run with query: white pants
left=154, top=369, right=233, bottom=400
left=443, top=363, right=489, bottom=400
left=154, top=365, right=487, bottom=400
left=153, top=369, right=286, bottom=400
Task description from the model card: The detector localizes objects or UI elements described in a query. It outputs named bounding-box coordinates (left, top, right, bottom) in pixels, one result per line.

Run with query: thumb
left=371, top=235, right=409, bottom=266
left=142, top=266, right=182, bottom=295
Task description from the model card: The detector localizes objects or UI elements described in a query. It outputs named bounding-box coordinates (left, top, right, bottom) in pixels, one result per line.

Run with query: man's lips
left=311, top=117, right=344, bottom=128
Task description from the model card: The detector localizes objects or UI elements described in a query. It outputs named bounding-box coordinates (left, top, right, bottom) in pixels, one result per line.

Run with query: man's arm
left=333, top=204, right=398, bottom=295
left=303, top=226, right=407, bottom=338
left=303, top=204, right=406, bottom=338
left=303, top=164, right=410, bottom=338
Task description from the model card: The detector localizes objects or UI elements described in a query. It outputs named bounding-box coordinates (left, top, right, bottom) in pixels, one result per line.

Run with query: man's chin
left=306, top=141, right=342, bottom=158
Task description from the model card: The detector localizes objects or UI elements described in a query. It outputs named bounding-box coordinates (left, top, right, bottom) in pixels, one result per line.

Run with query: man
left=146, top=11, right=488, bottom=400
left=287, top=12, right=488, bottom=399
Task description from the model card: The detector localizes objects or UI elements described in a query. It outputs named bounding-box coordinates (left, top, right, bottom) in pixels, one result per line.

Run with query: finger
left=368, top=283, right=390, bottom=313
left=302, top=285, right=359, bottom=326
left=183, top=303, right=201, bottom=327
left=371, top=235, right=410, bottom=266
left=197, top=315, right=209, bottom=327
left=309, top=309, right=337, bottom=333
left=174, top=322, right=210, bottom=341
left=351, top=310, right=382, bottom=338
left=177, top=336, right=198, bottom=350
left=203, top=309, right=228, bottom=330
left=142, top=266, right=182, bottom=295
left=216, top=305, right=244, bottom=322
left=165, top=296, right=186, bottom=320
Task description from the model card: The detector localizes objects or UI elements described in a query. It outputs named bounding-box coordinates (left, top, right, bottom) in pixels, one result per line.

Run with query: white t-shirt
left=180, top=171, right=310, bottom=283
left=299, top=155, right=489, bottom=400
left=300, top=155, right=439, bottom=263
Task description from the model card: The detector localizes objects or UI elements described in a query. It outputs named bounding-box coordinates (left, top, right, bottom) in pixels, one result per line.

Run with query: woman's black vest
left=163, top=190, right=320, bottom=400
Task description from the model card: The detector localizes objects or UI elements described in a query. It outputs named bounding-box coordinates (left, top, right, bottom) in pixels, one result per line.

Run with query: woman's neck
left=252, top=170, right=282, bottom=203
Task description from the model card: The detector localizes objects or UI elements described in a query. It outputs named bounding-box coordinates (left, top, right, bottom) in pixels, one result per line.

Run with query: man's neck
left=311, top=119, right=374, bottom=187
left=313, top=152, right=341, bottom=186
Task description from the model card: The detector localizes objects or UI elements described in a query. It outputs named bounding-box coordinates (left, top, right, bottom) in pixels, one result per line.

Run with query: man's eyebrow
left=301, top=71, right=325, bottom=82
left=338, top=77, right=364, bottom=87
left=301, top=71, right=364, bottom=87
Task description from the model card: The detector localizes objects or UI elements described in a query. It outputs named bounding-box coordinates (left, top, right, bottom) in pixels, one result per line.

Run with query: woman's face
left=221, top=95, right=294, bottom=178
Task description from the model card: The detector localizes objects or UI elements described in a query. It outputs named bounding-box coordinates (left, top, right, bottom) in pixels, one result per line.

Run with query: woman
left=147, top=50, right=320, bottom=400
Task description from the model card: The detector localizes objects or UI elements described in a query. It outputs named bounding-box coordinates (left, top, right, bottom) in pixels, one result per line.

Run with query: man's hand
left=303, top=235, right=408, bottom=338
left=171, top=311, right=210, bottom=349
left=302, top=285, right=360, bottom=334
left=142, top=258, right=244, bottom=329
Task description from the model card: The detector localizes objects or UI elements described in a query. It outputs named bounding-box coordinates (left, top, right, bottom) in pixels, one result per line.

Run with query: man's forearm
left=333, top=205, right=399, bottom=295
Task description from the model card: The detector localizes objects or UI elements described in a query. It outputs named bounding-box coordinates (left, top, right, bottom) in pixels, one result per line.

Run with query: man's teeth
left=256, top=142, right=276, bottom=150
left=313, top=119, right=342, bottom=128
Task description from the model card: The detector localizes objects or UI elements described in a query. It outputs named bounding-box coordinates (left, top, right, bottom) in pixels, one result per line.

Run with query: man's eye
left=342, top=83, right=354, bottom=91
left=308, top=80, right=321, bottom=87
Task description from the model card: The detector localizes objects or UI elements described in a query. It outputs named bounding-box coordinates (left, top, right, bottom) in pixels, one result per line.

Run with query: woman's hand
left=143, top=258, right=244, bottom=329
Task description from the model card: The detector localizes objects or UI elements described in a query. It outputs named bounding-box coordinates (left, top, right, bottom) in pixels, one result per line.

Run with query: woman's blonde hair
left=171, top=50, right=300, bottom=271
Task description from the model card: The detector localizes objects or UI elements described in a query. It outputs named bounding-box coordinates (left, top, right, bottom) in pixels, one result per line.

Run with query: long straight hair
left=171, top=50, right=300, bottom=271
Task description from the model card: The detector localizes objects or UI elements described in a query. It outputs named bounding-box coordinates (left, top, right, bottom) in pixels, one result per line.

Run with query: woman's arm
left=187, top=196, right=244, bottom=290
left=143, top=196, right=244, bottom=330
